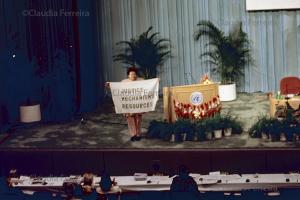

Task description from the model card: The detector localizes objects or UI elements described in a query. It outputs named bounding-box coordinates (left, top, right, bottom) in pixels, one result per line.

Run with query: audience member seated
left=280, top=76, right=300, bottom=95
left=63, top=182, right=76, bottom=200
left=74, top=184, right=83, bottom=197
left=0, top=176, right=23, bottom=196
left=82, top=173, right=94, bottom=194
left=81, top=189, right=97, bottom=200
left=31, top=191, right=57, bottom=200
left=170, top=165, right=198, bottom=192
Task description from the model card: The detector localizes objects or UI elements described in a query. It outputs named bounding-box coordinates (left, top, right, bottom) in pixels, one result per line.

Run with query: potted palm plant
left=173, top=120, right=185, bottom=142
left=173, top=119, right=195, bottom=142
left=202, top=117, right=214, bottom=140
left=196, top=120, right=207, bottom=141
left=113, top=26, right=171, bottom=79
left=194, top=21, right=253, bottom=101
left=268, top=119, right=281, bottom=142
left=249, top=116, right=269, bottom=139
left=211, top=114, right=223, bottom=139
left=15, top=56, right=41, bottom=123
left=222, top=115, right=233, bottom=136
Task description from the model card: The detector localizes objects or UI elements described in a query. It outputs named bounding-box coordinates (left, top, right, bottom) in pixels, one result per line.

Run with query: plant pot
left=185, top=132, right=196, bottom=141
left=280, top=133, right=286, bottom=142
left=174, top=133, right=183, bottom=142
left=224, top=128, right=232, bottom=137
left=218, top=83, right=236, bottom=101
left=20, top=104, right=41, bottom=123
left=214, top=130, right=222, bottom=139
left=261, top=132, right=268, bottom=140
left=206, top=132, right=213, bottom=140
left=171, top=134, right=175, bottom=142
left=268, top=134, right=273, bottom=142
left=197, top=132, right=206, bottom=141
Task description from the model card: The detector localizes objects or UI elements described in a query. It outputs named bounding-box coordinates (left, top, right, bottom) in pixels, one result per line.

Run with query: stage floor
left=1, top=92, right=300, bottom=149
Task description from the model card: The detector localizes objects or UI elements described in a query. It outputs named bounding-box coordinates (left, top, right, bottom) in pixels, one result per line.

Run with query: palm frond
left=195, top=20, right=253, bottom=84
left=113, top=26, right=171, bottom=79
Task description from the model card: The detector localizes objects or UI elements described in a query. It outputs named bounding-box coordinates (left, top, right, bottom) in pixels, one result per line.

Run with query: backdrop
left=96, top=0, right=300, bottom=93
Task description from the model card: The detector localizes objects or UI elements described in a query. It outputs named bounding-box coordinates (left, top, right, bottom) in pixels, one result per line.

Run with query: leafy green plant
left=249, top=116, right=294, bottom=141
left=159, top=122, right=173, bottom=141
left=147, top=120, right=173, bottom=141
left=194, top=21, right=253, bottom=84
left=201, top=117, right=214, bottom=134
left=260, top=117, right=272, bottom=134
left=249, top=116, right=269, bottom=138
left=146, top=120, right=163, bottom=139
left=230, top=120, right=243, bottom=135
left=195, top=120, right=207, bottom=141
left=210, top=114, right=223, bottom=130
left=221, top=115, right=232, bottom=130
left=173, top=119, right=195, bottom=142
left=268, top=119, right=282, bottom=141
left=113, top=26, right=171, bottom=79
left=283, top=121, right=295, bottom=141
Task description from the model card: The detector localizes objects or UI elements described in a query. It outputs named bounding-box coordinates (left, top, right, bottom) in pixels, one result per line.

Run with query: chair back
left=280, top=76, right=300, bottom=95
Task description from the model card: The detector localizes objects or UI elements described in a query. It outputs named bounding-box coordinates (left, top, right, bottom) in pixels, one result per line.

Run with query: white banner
left=110, top=78, right=159, bottom=114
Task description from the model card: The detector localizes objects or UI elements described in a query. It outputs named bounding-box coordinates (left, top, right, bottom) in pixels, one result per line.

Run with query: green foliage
left=230, top=120, right=243, bottom=135
left=195, top=121, right=207, bottom=141
left=173, top=119, right=195, bottom=142
left=146, top=120, right=173, bottom=141
left=249, top=116, right=269, bottom=138
left=194, top=21, right=253, bottom=84
left=203, top=114, right=243, bottom=134
left=249, top=115, right=300, bottom=142
left=210, top=114, right=223, bottom=130
left=113, top=26, right=171, bottom=79
left=268, top=118, right=282, bottom=141
left=147, top=114, right=243, bottom=142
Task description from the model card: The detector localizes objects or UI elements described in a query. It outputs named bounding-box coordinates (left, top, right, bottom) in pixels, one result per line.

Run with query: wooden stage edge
left=1, top=147, right=300, bottom=176
left=1, top=147, right=300, bottom=152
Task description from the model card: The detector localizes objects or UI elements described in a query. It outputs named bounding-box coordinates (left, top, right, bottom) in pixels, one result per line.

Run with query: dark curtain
left=77, top=0, right=99, bottom=112
left=0, top=0, right=99, bottom=133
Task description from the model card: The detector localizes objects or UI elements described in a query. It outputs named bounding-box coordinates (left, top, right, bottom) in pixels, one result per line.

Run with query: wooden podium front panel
left=163, top=83, right=219, bottom=122
left=269, top=95, right=300, bottom=117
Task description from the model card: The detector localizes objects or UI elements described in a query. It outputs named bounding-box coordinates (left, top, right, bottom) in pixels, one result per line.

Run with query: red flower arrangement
left=174, top=95, right=221, bottom=120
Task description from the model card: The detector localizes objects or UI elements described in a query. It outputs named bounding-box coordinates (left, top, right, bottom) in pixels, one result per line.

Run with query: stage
left=1, top=92, right=299, bottom=149
left=1, top=93, right=300, bottom=176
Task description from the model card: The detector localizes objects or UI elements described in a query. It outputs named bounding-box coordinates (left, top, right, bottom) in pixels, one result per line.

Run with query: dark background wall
left=1, top=149, right=300, bottom=176
left=0, top=0, right=101, bottom=133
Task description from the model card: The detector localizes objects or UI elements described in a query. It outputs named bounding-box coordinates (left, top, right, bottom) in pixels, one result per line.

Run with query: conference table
left=12, top=173, right=300, bottom=192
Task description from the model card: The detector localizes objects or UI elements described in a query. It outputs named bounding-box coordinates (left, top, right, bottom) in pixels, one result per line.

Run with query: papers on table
left=241, top=174, right=299, bottom=183
left=199, top=179, right=218, bottom=185
left=134, top=173, right=147, bottom=181
left=198, top=174, right=241, bottom=184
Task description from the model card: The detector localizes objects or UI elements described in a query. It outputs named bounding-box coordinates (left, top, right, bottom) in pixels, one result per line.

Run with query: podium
left=268, top=94, right=300, bottom=117
left=163, top=83, right=219, bottom=122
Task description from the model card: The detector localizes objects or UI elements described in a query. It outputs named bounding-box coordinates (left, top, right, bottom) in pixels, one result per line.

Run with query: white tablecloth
left=13, top=174, right=300, bottom=192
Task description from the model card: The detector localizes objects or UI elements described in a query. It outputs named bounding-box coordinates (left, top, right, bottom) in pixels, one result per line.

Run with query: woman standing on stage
left=105, top=67, right=144, bottom=142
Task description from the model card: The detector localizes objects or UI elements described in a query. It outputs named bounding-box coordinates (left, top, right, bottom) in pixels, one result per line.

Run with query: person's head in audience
left=170, top=164, right=198, bottom=192
left=83, top=173, right=93, bottom=186
left=178, top=164, right=189, bottom=177
left=82, top=172, right=94, bottom=194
